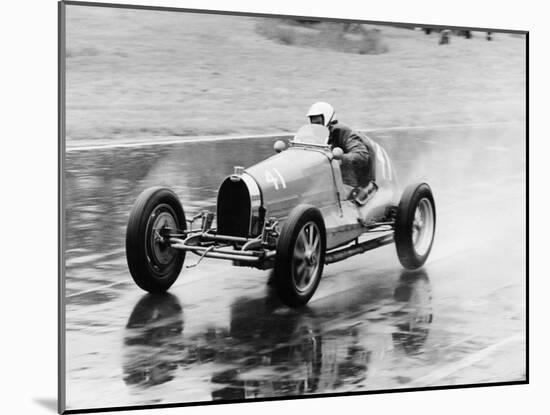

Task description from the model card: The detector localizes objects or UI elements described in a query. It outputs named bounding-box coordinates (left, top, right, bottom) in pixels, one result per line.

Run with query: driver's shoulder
left=330, top=122, right=353, bottom=142
left=331, top=121, right=352, bottom=134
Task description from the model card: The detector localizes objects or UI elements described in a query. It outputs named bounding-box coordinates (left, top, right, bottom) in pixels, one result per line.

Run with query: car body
left=125, top=124, right=436, bottom=307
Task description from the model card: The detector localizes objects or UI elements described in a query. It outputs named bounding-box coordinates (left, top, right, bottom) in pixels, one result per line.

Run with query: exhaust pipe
left=325, top=234, right=394, bottom=264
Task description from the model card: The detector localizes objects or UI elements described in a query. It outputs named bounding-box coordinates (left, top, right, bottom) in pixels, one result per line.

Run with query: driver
left=306, top=102, right=372, bottom=189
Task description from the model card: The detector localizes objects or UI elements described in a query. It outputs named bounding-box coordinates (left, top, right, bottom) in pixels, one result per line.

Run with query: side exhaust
left=325, top=234, right=394, bottom=264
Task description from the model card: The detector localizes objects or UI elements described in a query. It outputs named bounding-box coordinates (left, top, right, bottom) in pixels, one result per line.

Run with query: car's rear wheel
left=394, top=183, right=436, bottom=269
left=126, top=187, right=186, bottom=293
left=274, top=205, right=326, bottom=307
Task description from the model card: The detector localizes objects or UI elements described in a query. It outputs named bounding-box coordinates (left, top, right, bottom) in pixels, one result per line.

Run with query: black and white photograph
left=58, top=1, right=527, bottom=413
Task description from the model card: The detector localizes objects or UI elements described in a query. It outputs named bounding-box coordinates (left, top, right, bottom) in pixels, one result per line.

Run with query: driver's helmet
left=307, top=102, right=335, bottom=127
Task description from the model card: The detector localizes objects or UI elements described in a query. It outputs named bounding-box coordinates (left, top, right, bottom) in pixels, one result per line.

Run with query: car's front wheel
left=126, top=187, right=186, bottom=293
left=274, top=205, right=326, bottom=307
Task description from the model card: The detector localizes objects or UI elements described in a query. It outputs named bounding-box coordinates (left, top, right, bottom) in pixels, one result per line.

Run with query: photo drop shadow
left=33, top=398, right=57, bottom=413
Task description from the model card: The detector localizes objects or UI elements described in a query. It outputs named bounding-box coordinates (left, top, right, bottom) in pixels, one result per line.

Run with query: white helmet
left=306, top=102, right=335, bottom=127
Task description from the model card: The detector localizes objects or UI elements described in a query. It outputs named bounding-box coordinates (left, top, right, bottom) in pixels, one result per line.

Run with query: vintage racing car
left=125, top=124, right=436, bottom=307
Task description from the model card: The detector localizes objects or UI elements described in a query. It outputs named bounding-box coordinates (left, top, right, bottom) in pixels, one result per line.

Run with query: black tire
left=274, top=205, right=326, bottom=307
left=394, top=183, right=436, bottom=269
left=126, top=187, right=186, bottom=293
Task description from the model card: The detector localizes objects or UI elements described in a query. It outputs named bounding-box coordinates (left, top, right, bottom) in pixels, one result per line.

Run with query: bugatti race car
left=125, top=124, right=436, bottom=307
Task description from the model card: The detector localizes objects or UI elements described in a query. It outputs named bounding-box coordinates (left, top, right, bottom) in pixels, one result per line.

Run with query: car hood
left=245, top=147, right=338, bottom=220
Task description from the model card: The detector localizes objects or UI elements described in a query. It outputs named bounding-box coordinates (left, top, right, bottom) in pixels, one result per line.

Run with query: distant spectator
left=439, top=29, right=451, bottom=45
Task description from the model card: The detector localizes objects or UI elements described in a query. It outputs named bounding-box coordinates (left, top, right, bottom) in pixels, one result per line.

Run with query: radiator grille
left=217, top=178, right=251, bottom=237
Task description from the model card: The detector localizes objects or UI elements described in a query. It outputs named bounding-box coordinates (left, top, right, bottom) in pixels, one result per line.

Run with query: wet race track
left=63, top=124, right=526, bottom=410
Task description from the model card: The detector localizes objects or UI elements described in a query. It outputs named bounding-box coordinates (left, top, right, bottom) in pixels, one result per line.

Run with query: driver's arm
left=341, top=132, right=370, bottom=164
left=336, top=130, right=370, bottom=188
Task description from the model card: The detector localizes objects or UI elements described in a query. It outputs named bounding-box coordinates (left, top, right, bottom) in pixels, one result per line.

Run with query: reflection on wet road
left=122, top=271, right=431, bottom=400
left=64, top=124, right=526, bottom=410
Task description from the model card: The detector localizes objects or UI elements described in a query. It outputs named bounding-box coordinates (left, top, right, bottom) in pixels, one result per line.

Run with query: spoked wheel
left=292, top=221, right=322, bottom=294
left=411, top=198, right=435, bottom=257
left=274, top=205, right=326, bottom=307
left=126, top=187, right=186, bottom=293
left=394, top=183, right=436, bottom=269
